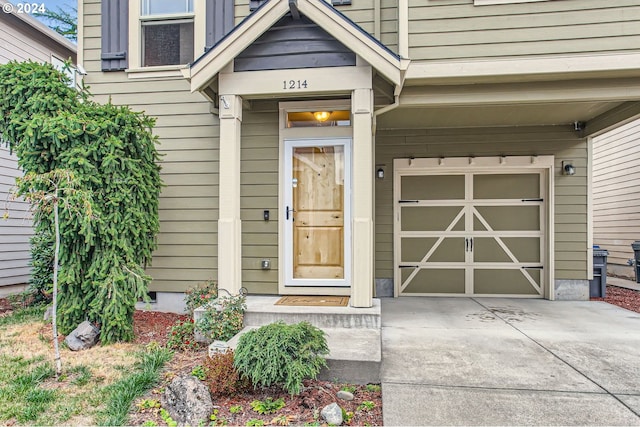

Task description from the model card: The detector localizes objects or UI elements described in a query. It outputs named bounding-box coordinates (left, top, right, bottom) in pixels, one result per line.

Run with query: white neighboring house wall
left=0, top=0, right=76, bottom=287
left=592, top=118, right=640, bottom=279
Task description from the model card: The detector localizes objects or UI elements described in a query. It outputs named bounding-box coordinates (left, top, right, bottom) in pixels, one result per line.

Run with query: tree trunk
left=52, top=195, right=62, bottom=377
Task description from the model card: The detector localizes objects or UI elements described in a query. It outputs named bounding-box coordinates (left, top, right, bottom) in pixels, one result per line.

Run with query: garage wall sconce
left=376, top=167, right=385, bottom=180
left=562, top=160, right=576, bottom=176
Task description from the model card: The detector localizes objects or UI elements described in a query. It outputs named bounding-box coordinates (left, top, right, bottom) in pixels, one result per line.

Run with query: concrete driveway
left=381, top=298, right=640, bottom=426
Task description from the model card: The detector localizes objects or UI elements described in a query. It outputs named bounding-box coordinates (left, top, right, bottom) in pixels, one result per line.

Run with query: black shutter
left=332, top=0, right=352, bottom=4
left=249, top=0, right=269, bottom=12
left=101, top=0, right=128, bottom=71
left=206, top=0, right=235, bottom=50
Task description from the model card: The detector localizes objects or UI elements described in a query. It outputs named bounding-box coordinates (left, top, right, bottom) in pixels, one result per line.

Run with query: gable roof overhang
left=185, top=0, right=407, bottom=95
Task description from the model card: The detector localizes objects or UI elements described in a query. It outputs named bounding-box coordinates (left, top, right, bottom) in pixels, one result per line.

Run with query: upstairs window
left=141, top=0, right=195, bottom=67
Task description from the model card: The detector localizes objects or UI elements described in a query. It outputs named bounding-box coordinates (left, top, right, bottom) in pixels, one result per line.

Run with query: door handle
left=465, top=238, right=469, bottom=252
left=470, top=237, right=473, bottom=252
left=286, top=206, right=296, bottom=220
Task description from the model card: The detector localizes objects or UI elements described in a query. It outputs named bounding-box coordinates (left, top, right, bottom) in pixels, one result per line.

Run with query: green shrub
left=234, top=321, right=329, bottom=395
left=203, top=350, right=250, bottom=396
left=166, top=319, right=199, bottom=351
left=184, top=280, right=218, bottom=315
left=195, top=293, right=246, bottom=342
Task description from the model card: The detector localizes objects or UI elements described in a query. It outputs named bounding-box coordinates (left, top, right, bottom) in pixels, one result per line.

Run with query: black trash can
left=632, top=241, right=640, bottom=283
left=590, top=248, right=609, bottom=298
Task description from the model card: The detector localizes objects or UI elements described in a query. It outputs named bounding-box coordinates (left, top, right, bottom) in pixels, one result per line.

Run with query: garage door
left=394, top=157, right=550, bottom=297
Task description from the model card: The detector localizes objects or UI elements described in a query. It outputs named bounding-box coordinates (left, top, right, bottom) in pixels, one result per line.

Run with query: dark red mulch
left=133, top=310, right=189, bottom=346
left=590, top=285, right=640, bottom=314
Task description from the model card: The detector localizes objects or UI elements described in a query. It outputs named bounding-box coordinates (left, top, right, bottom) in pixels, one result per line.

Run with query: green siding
left=241, top=110, right=279, bottom=295
left=375, top=125, right=589, bottom=282
left=83, top=0, right=221, bottom=293
left=408, top=0, right=640, bottom=61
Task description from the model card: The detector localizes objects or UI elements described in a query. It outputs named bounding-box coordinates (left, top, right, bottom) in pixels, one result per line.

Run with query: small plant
left=303, top=422, right=321, bottom=427
left=160, top=408, right=178, bottom=427
left=209, top=408, right=228, bottom=426
left=270, top=414, right=296, bottom=426
left=142, top=421, right=158, bottom=427
left=342, top=408, right=354, bottom=424
left=246, top=419, right=265, bottom=427
left=136, top=399, right=161, bottom=412
left=365, top=384, right=381, bottom=393
left=229, top=405, right=243, bottom=414
left=185, top=280, right=218, bottom=315
left=234, top=321, right=329, bottom=395
left=203, top=350, right=250, bottom=396
left=196, top=293, right=246, bottom=342
left=357, top=401, right=376, bottom=412
left=250, top=397, right=286, bottom=415
left=166, top=319, right=199, bottom=351
left=191, top=365, right=206, bottom=380
left=340, top=385, right=357, bottom=394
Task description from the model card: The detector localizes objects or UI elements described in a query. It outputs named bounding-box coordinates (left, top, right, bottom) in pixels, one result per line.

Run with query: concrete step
left=227, top=326, right=381, bottom=384
left=242, top=296, right=381, bottom=329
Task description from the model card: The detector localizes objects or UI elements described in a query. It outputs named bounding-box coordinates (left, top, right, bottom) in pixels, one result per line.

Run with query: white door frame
left=393, top=156, right=555, bottom=299
left=283, top=138, right=352, bottom=287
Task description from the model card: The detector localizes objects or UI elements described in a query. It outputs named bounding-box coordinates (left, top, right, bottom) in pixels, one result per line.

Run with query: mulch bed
left=590, top=285, right=640, bottom=314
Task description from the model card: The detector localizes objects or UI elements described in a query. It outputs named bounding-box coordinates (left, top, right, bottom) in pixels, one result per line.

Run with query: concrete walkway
left=381, top=298, right=640, bottom=426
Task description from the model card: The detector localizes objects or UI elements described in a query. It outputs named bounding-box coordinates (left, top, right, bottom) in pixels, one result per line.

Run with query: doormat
left=275, top=296, right=350, bottom=307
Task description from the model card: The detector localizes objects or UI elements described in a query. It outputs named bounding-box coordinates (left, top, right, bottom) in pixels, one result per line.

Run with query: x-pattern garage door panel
left=397, top=171, right=545, bottom=297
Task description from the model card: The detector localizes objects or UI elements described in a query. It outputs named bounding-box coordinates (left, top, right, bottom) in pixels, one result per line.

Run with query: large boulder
left=162, top=375, right=213, bottom=426
left=64, top=321, right=100, bottom=351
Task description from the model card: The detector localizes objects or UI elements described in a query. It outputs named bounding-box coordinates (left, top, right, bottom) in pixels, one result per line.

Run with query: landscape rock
left=64, top=321, right=99, bottom=351
left=162, top=375, right=213, bottom=426
left=43, top=306, right=53, bottom=321
left=336, top=390, right=354, bottom=401
left=321, top=402, right=343, bottom=425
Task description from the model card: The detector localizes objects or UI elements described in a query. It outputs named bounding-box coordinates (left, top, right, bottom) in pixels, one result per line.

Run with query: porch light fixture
left=313, top=111, right=331, bottom=122
left=376, top=167, right=385, bottom=180
left=562, top=160, right=576, bottom=176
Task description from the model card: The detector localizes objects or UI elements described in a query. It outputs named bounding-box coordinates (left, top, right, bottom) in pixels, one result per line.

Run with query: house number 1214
left=283, top=80, right=308, bottom=90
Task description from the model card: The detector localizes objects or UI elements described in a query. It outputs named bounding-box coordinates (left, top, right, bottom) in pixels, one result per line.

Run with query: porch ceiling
left=375, top=101, right=623, bottom=130
left=376, top=77, right=640, bottom=134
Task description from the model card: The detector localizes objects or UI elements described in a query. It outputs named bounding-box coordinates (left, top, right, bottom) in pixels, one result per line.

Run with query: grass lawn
left=0, top=306, right=168, bottom=426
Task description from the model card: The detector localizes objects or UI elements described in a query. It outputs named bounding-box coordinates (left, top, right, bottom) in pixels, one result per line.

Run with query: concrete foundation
left=554, top=279, right=589, bottom=301
left=135, top=292, right=187, bottom=314
left=375, top=278, right=393, bottom=297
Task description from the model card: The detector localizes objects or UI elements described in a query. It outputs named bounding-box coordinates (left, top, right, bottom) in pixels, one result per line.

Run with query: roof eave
left=189, top=0, right=290, bottom=93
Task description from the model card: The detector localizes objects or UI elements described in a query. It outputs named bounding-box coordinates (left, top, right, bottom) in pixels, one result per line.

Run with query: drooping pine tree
left=0, top=61, right=162, bottom=343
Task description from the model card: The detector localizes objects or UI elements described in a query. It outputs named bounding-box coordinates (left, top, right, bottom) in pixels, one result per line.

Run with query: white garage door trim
left=393, top=156, right=555, bottom=299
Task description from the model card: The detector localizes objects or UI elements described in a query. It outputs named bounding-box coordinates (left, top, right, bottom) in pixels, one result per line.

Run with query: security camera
left=76, top=64, right=87, bottom=75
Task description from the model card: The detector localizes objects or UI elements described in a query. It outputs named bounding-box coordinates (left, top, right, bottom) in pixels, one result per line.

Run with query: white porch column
left=351, top=88, right=375, bottom=307
left=217, top=94, right=243, bottom=294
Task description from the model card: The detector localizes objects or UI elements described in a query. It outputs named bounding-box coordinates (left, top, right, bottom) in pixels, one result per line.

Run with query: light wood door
left=284, top=139, right=351, bottom=287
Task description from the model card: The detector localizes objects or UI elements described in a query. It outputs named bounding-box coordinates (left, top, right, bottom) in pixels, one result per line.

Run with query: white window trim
left=474, top=0, right=553, bottom=5
left=127, top=0, right=205, bottom=73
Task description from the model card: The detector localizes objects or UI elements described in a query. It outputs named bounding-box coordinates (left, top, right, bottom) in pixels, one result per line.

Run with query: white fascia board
left=406, top=53, right=640, bottom=84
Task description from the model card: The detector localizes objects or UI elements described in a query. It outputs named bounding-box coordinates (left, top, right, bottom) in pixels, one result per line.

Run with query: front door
left=284, top=139, right=351, bottom=287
